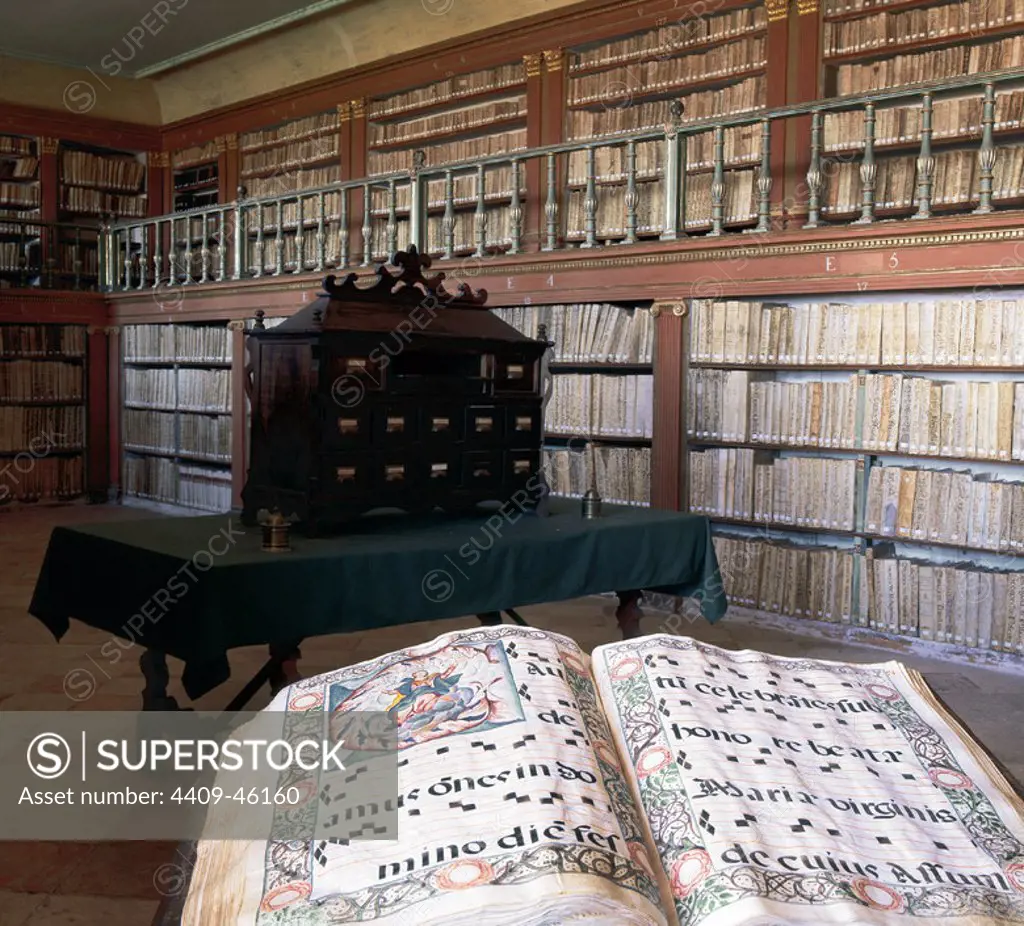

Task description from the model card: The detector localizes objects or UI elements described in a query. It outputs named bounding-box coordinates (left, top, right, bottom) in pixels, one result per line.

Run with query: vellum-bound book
left=184, top=628, right=1024, bottom=925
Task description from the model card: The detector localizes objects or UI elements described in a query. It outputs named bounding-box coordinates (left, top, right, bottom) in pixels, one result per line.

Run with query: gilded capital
left=227, top=319, right=246, bottom=331
left=337, top=101, right=352, bottom=122
left=650, top=301, right=687, bottom=318
left=41, top=137, right=59, bottom=155
left=523, top=53, right=542, bottom=78
left=766, top=0, right=789, bottom=20
left=542, top=49, right=565, bottom=72
left=149, top=151, right=170, bottom=168
left=350, top=98, right=366, bottom=119
left=797, top=0, right=818, bottom=14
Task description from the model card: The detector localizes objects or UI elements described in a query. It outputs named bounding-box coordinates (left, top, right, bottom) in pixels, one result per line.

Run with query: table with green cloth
left=29, top=499, right=726, bottom=708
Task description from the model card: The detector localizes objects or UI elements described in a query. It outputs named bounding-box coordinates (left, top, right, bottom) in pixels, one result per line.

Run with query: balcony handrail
left=97, top=67, right=1024, bottom=290
left=110, top=66, right=1024, bottom=231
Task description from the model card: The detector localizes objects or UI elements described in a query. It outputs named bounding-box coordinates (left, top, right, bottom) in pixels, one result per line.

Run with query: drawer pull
left=514, top=415, right=532, bottom=431
left=336, top=466, right=357, bottom=484
left=386, top=416, right=405, bottom=433
left=475, top=416, right=494, bottom=433
left=338, top=418, right=359, bottom=435
left=513, top=459, right=531, bottom=475
left=385, top=464, right=405, bottom=482
left=431, top=417, right=450, bottom=432
left=506, top=364, right=524, bottom=379
left=430, top=463, right=448, bottom=478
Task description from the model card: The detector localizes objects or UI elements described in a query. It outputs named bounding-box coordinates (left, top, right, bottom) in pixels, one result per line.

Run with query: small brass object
left=515, top=416, right=532, bottom=431
left=475, top=417, right=493, bottom=432
left=581, top=488, right=603, bottom=519
left=430, top=462, right=448, bottom=478
left=262, top=510, right=292, bottom=552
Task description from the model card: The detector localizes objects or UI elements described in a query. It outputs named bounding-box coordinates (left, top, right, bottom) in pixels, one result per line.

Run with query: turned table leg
left=140, top=649, right=182, bottom=711
left=268, top=642, right=303, bottom=697
left=615, top=591, right=644, bottom=640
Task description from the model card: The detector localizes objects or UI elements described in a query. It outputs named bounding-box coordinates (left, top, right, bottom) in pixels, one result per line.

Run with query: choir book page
left=184, top=626, right=674, bottom=925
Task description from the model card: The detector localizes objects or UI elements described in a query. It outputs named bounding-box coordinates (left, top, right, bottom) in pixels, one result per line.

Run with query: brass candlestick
left=261, top=510, right=292, bottom=552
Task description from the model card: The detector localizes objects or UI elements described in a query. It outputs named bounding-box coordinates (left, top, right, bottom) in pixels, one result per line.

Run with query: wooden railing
left=98, top=68, right=1024, bottom=293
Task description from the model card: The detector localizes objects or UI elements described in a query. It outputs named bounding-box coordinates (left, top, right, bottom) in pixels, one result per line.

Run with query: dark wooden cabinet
left=241, top=247, right=549, bottom=533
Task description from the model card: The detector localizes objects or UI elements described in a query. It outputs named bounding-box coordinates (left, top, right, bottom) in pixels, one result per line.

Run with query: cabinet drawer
left=320, top=453, right=373, bottom=498
left=507, top=406, right=541, bottom=443
left=465, top=406, right=504, bottom=442
left=322, top=409, right=371, bottom=449
left=506, top=449, right=540, bottom=483
left=421, top=407, right=465, bottom=442
left=493, top=355, right=536, bottom=393
left=462, top=451, right=502, bottom=489
left=373, top=405, right=419, bottom=443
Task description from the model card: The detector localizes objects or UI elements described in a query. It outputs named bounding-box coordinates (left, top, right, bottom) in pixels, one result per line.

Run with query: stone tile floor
left=1, top=501, right=1022, bottom=924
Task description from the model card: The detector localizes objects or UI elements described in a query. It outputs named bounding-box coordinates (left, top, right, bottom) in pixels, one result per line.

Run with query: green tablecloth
left=29, top=499, right=726, bottom=699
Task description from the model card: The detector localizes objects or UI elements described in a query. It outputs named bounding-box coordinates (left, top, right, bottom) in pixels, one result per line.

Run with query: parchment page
left=185, top=626, right=668, bottom=926
left=592, top=633, right=1024, bottom=926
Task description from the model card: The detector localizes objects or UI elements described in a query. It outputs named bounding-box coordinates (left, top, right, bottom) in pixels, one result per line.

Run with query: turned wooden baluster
left=386, top=180, right=399, bottom=256
left=709, top=124, right=726, bottom=236
left=544, top=152, right=558, bottom=251
left=200, top=211, right=211, bottom=283
left=443, top=168, right=456, bottom=260
left=274, top=199, right=285, bottom=275
left=804, top=110, right=824, bottom=229
left=254, top=202, right=265, bottom=277
left=508, top=158, right=523, bottom=255
left=316, top=190, right=326, bottom=271
left=853, top=103, right=877, bottom=224
left=474, top=164, right=488, bottom=257
left=339, top=187, right=349, bottom=268
left=361, top=182, right=373, bottom=265
left=624, top=140, right=639, bottom=245
left=295, top=196, right=305, bottom=272
left=582, top=146, right=598, bottom=248
left=974, top=83, right=997, bottom=215
left=754, top=117, right=772, bottom=233
left=913, top=93, right=935, bottom=220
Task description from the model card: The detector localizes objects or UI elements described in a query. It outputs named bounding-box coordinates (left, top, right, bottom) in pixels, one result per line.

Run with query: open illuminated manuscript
left=184, top=627, right=1024, bottom=925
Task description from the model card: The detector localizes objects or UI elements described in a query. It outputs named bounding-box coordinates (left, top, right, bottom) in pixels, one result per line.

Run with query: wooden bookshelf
left=0, top=322, right=87, bottom=503
left=172, top=141, right=220, bottom=213
left=365, top=62, right=529, bottom=260
left=491, top=303, right=654, bottom=505
left=815, top=0, right=1024, bottom=223
left=238, top=110, right=341, bottom=275
left=563, top=2, right=769, bottom=241
left=121, top=322, right=232, bottom=512
left=684, top=292, right=1024, bottom=653
left=0, top=134, right=41, bottom=285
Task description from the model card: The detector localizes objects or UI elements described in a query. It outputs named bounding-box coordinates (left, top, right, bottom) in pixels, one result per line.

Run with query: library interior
left=2, top=0, right=1024, bottom=923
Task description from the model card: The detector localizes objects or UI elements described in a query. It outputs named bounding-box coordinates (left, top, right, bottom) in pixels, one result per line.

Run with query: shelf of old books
left=0, top=323, right=87, bottom=502
left=686, top=292, right=1024, bottom=656
left=59, top=141, right=145, bottom=284
left=121, top=322, right=233, bottom=512
left=564, top=2, right=767, bottom=240
left=0, top=134, right=41, bottom=284
left=240, top=110, right=341, bottom=273
left=172, top=141, right=220, bottom=213
left=818, top=0, right=1024, bottom=221
left=492, top=303, right=654, bottom=506
left=366, top=62, right=528, bottom=260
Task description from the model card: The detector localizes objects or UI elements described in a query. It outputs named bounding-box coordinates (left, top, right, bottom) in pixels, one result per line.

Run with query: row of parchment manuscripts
left=687, top=369, right=1024, bottom=461
left=690, top=448, right=1024, bottom=553
left=691, top=299, right=1024, bottom=366
left=715, top=534, right=1024, bottom=654
left=0, top=361, right=83, bottom=403
left=491, top=305, right=654, bottom=364
left=123, top=369, right=231, bottom=413
left=122, top=324, right=231, bottom=363
left=547, top=375, right=653, bottom=438
left=542, top=446, right=650, bottom=507
left=123, top=456, right=231, bottom=511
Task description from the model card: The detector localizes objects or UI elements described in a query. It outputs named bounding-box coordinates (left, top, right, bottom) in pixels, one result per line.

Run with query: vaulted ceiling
left=0, top=0, right=357, bottom=77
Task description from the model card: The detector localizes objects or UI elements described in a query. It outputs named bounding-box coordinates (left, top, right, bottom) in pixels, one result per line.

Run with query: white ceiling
left=0, top=0, right=358, bottom=78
